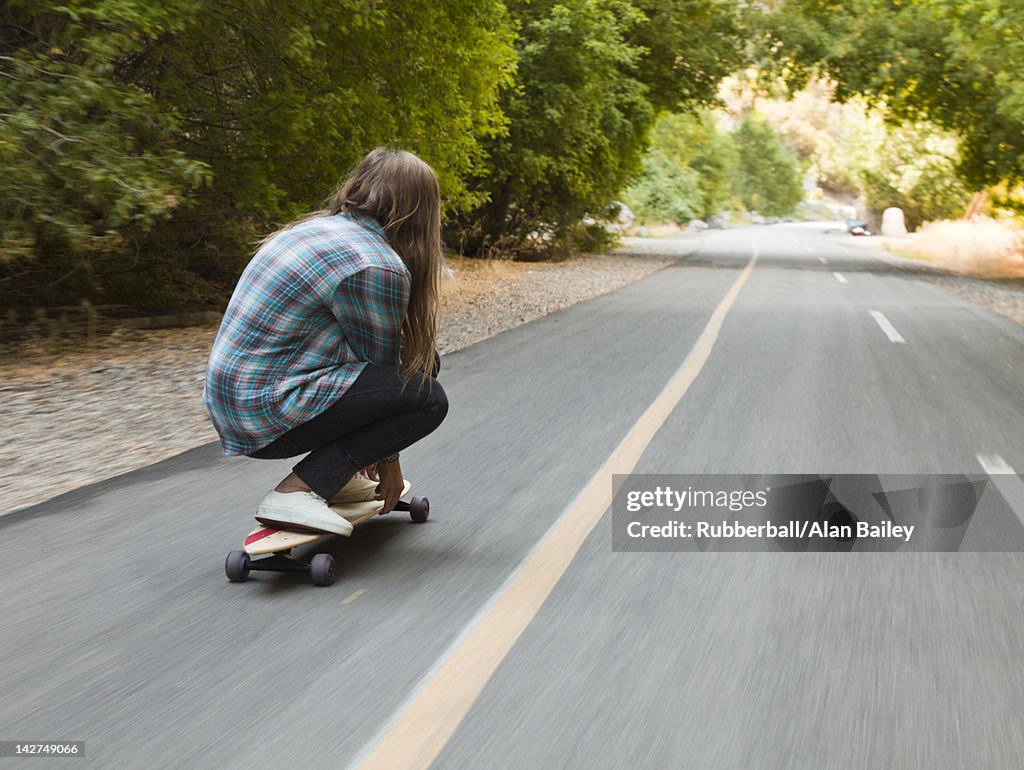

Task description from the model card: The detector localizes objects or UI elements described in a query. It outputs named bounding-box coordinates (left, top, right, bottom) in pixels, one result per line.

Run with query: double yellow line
left=355, top=242, right=759, bottom=770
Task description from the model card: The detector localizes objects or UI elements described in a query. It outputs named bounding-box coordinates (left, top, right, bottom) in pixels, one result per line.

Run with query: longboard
left=225, top=479, right=428, bottom=586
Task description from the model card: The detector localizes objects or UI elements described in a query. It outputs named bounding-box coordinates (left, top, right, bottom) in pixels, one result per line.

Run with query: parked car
left=846, top=219, right=871, bottom=236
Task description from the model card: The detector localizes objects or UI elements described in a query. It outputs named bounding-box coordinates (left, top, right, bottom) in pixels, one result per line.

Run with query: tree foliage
left=2, top=0, right=751, bottom=308
left=810, top=102, right=971, bottom=229
left=624, top=110, right=737, bottom=224
left=751, top=78, right=971, bottom=228
left=763, top=0, right=1024, bottom=188
left=452, top=0, right=752, bottom=258
left=14, top=0, right=1012, bottom=313
left=0, top=2, right=208, bottom=273
left=1, top=0, right=515, bottom=308
left=733, top=113, right=805, bottom=217
left=135, top=0, right=515, bottom=221
left=452, top=0, right=651, bottom=257
left=629, top=0, right=748, bottom=111
left=626, top=104, right=810, bottom=225
left=857, top=122, right=972, bottom=230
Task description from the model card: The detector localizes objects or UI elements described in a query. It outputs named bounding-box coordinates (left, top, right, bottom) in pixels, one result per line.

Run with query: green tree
left=1, top=0, right=516, bottom=309
left=856, top=120, right=972, bottom=230
left=137, top=0, right=515, bottom=222
left=751, top=79, right=970, bottom=228
left=0, top=0, right=208, bottom=305
left=629, top=0, right=748, bottom=111
left=763, top=0, right=1024, bottom=188
left=134, top=0, right=517, bottom=305
left=454, top=0, right=752, bottom=258
left=626, top=150, right=702, bottom=225
left=452, top=0, right=652, bottom=257
left=733, top=113, right=804, bottom=217
left=624, top=110, right=736, bottom=224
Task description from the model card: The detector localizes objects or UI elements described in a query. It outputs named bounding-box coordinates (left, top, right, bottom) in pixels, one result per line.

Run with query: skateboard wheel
left=409, top=496, right=429, bottom=523
left=225, top=550, right=250, bottom=582
left=310, top=553, right=336, bottom=586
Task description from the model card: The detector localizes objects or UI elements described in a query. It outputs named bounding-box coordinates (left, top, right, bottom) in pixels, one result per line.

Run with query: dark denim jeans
left=248, top=360, right=447, bottom=499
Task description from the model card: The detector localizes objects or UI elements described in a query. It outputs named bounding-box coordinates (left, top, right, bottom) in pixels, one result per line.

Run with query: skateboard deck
left=242, top=480, right=413, bottom=555
left=226, top=479, right=429, bottom=586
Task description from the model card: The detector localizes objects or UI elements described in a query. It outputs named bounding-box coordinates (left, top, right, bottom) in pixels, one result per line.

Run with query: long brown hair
left=270, top=148, right=442, bottom=382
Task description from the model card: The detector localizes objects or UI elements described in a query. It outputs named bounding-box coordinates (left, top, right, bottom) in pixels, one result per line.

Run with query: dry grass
left=900, top=218, right=1024, bottom=279
left=439, top=255, right=543, bottom=301
left=442, top=255, right=533, bottom=281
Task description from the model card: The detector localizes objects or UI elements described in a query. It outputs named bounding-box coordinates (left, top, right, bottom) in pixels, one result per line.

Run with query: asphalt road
left=3, top=225, right=1024, bottom=769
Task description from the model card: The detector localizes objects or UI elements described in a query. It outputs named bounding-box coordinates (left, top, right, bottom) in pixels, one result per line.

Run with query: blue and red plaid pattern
left=203, top=212, right=410, bottom=455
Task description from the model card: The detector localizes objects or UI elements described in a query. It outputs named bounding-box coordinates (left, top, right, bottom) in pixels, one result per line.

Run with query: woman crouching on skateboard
left=203, top=147, right=448, bottom=535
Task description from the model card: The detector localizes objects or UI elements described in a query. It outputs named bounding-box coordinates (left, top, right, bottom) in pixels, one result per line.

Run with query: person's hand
left=375, top=459, right=404, bottom=514
left=358, top=464, right=379, bottom=482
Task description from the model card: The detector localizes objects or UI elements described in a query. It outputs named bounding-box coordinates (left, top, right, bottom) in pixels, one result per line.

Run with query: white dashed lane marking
left=978, top=455, right=1024, bottom=529
left=869, top=310, right=906, bottom=344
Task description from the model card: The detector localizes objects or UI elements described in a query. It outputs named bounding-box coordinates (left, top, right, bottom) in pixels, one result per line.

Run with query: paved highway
left=3, top=225, right=1024, bottom=768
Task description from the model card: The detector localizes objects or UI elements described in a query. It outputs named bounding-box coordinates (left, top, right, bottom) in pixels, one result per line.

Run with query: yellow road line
left=355, top=242, right=759, bottom=770
left=342, top=588, right=367, bottom=605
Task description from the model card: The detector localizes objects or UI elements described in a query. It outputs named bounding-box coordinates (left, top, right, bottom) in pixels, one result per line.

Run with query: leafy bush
left=0, top=0, right=516, bottom=309
left=450, top=0, right=751, bottom=258
left=732, top=113, right=805, bottom=218
left=624, top=111, right=737, bottom=224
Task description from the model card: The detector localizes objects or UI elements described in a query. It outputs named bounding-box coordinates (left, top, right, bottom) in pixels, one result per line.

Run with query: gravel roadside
left=917, top=272, right=1024, bottom=325
left=0, top=248, right=684, bottom=514
left=861, top=241, right=1024, bottom=325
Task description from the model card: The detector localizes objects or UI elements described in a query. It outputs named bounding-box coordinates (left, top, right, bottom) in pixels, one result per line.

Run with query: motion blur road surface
left=4, top=225, right=1024, bottom=768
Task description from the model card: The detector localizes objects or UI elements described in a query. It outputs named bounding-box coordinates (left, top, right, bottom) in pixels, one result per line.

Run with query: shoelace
left=304, top=490, right=328, bottom=505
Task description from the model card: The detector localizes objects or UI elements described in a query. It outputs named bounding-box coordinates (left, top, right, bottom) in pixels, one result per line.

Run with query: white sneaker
left=329, top=473, right=379, bottom=505
left=255, top=490, right=354, bottom=536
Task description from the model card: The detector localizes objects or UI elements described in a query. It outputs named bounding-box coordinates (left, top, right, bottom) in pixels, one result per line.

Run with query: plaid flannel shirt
left=203, top=212, right=410, bottom=455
